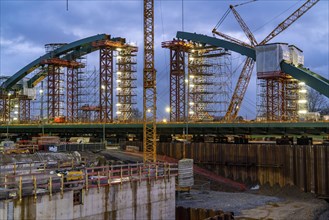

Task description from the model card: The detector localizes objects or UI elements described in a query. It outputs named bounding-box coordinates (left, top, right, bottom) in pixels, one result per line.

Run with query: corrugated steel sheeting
left=158, top=143, right=329, bottom=197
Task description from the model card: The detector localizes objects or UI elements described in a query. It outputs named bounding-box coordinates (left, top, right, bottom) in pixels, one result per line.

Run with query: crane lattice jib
left=224, top=57, right=255, bottom=121
left=212, top=29, right=253, bottom=49
left=260, top=0, right=319, bottom=45
left=230, top=5, right=258, bottom=46
left=143, top=0, right=157, bottom=163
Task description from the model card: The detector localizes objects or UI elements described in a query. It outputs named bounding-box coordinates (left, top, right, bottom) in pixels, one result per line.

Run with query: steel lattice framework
left=162, top=40, right=192, bottom=122
left=18, top=95, right=30, bottom=123
left=257, top=73, right=299, bottom=121
left=66, top=67, right=79, bottom=122
left=143, top=0, right=157, bottom=163
left=188, top=46, right=213, bottom=121
left=116, top=46, right=138, bottom=122
left=99, top=47, right=114, bottom=123
left=47, top=65, right=63, bottom=119
left=162, top=41, right=232, bottom=122
left=205, top=48, right=232, bottom=118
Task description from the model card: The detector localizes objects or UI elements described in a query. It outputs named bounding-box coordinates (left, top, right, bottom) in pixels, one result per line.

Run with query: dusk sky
left=0, top=0, right=328, bottom=119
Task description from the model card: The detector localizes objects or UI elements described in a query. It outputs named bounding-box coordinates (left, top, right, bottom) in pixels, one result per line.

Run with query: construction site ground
left=3, top=148, right=328, bottom=219
left=90, top=149, right=329, bottom=220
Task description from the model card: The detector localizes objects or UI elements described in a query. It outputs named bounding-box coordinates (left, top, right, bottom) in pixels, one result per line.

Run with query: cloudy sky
left=0, top=0, right=328, bottom=119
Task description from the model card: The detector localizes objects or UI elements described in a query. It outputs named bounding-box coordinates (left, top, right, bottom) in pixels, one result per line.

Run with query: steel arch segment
left=1, top=34, right=110, bottom=90
left=176, top=31, right=256, bottom=60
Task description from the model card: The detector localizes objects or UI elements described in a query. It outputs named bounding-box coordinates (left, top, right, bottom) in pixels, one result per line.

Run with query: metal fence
left=0, top=162, right=178, bottom=201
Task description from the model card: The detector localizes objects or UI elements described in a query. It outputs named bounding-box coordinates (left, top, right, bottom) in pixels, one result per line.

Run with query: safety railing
left=0, top=162, right=178, bottom=202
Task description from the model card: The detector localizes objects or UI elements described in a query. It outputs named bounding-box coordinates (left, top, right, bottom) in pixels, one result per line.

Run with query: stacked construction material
left=178, top=159, right=194, bottom=187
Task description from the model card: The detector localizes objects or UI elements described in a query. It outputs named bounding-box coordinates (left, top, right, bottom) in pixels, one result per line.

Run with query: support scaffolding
left=188, top=45, right=231, bottom=121
left=116, top=46, right=138, bottom=122
left=66, top=67, right=79, bottom=122
left=162, top=41, right=232, bottom=122
left=46, top=64, right=64, bottom=119
left=203, top=48, right=232, bottom=119
left=257, top=72, right=299, bottom=121
left=44, top=44, right=67, bottom=121
left=0, top=77, right=10, bottom=122
left=162, top=40, right=192, bottom=122
left=80, top=69, right=99, bottom=123
left=99, top=47, right=114, bottom=123
left=18, top=95, right=31, bottom=123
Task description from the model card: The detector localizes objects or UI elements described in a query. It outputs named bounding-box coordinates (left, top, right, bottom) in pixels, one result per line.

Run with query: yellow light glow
left=298, top=100, right=307, bottom=104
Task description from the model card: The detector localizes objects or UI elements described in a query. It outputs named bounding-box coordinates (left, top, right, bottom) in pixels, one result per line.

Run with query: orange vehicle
left=54, top=116, right=66, bottom=123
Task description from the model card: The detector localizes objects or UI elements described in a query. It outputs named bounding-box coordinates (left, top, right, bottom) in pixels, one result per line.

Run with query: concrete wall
left=0, top=177, right=176, bottom=220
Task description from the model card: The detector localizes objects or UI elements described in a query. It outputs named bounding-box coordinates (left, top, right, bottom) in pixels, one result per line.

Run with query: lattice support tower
left=116, top=46, right=138, bottom=122
left=0, top=77, right=11, bottom=122
left=66, top=66, right=79, bottom=122
left=143, top=0, right=157, bottom=163
left=80, top=68, right=99, bottom=123
left=191, top=47, right=232, bottom=121
left=47, top=64, right=63, bottom=119
left=99, top=47, right=114, bottom=123
left=44, top=44, right=66, bottom=121
left=188, top=45, right=218, bottom=121
left=0, top=93, right=11, bottom=122
left=203, top=48, right=232, bottom=119
left=18, top=95, right=31, bottom=123
left=77, top=56, right=87, bottom=122
left=257, top=73, right=299, bottom=121
left=162, top=40, right=192, bottom=122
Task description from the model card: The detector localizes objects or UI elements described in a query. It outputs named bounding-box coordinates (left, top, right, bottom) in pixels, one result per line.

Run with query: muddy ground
left=177, top=184, right=329, bottom=220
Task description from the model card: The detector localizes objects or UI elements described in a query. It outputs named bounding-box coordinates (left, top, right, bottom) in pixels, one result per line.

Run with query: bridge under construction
left=0, top=0, right=328, bottom=219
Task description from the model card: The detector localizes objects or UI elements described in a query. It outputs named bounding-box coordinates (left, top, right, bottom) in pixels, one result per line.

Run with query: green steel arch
left=0, top=34, right=112, bottom=90
left=176, top=31, right=329, bottom=98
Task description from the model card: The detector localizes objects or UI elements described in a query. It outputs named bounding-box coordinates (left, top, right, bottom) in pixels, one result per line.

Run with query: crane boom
left=224, top=57, right=255, bottom=121
left=143, top=0, right=157, bottom=163
left=260, top=0, right=319, bottom=45
left=223, top=5, right=257, bottom=121
left=223, top=0, right=318, bottom=121
left=212, top=29, right=253, bottom=48
left=230, top=5, right=258, bottom=46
